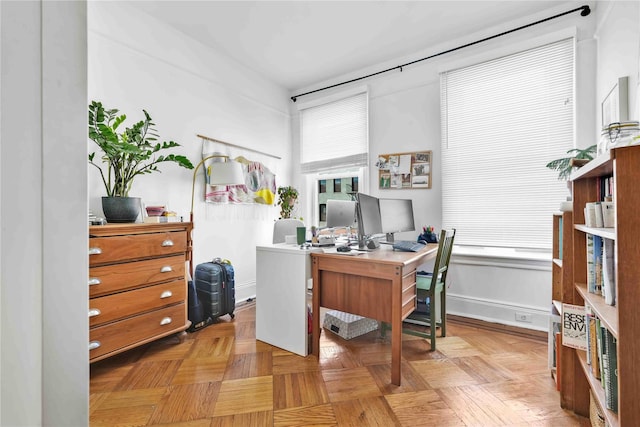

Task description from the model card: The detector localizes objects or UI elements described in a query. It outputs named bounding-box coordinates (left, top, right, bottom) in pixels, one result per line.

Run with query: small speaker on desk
left=366, top=239, right=380, bottom=250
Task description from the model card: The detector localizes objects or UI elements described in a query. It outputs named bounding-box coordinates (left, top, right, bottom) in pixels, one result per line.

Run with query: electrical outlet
left=515, top=312, right=532, bottom=323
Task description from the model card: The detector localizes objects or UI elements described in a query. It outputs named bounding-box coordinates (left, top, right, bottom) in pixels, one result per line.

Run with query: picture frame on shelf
left=601, top=76, right=629, bottom=128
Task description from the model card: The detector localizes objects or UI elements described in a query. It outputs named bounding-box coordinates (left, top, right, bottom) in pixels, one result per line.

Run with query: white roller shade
left=300, top=92, right=368, bottom=173
left=441, top=38, right=574, bottom=249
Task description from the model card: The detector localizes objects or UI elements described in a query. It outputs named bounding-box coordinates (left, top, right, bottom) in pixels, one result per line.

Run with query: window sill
left=451, top=246, right=551, bottom=270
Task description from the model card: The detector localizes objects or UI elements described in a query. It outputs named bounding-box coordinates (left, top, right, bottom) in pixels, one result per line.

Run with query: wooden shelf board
left=576, top=350, right=619, bottom=427
left=575, top=283, right=619, bottom=338
left=574, top=224, right=616, bottom=240
left=571, top=152, right=614, bottom=180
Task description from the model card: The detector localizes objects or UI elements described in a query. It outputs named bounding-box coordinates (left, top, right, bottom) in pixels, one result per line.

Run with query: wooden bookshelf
left=551, top=210, right=572, bottom=391
left=558, top=145, right=640, bottom=425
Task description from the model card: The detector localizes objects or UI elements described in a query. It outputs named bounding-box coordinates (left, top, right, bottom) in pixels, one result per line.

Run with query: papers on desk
left=323, top=248, right=365, bottom=256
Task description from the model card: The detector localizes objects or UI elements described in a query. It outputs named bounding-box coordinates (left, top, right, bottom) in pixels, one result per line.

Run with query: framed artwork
left=601, top=76, right=629, bottom=127
left=376, top=151, right=432, bottom=189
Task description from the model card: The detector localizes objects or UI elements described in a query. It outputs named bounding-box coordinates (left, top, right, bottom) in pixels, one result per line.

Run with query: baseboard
left=447, top=314, right=547, bottom=342
left=235, top=280, right=256, bottom=304
left=447, top=293, right=549, bottom=332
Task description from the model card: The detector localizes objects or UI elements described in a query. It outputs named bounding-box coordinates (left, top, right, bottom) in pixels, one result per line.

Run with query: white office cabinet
left=255, top=244, right=315, bottom=356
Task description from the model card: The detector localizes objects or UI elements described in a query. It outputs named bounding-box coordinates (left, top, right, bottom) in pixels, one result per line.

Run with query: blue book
left=593, top=235, right=603, bottom=295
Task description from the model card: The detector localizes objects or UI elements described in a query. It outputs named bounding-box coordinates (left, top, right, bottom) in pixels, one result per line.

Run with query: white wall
left=290, top=2, right=624, bottom=331
left=1, top=1, right=88, bottom=425
left=595, top=1, right=640, bottom=127
left=88, top=2, right=293, bottom=302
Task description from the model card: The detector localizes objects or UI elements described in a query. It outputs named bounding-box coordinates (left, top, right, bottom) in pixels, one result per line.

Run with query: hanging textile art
left=205, top=155, right=276, bottom=205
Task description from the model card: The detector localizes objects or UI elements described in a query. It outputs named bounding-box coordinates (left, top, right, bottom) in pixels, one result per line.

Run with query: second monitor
left=379, top=198, right=415, bottom=243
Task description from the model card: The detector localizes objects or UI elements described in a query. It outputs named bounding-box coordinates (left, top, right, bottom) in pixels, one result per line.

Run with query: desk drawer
left=89, top=255, right=185, bottom=297
left=89, top=279, right=186, bottom=327
left=89, top=231, right=186, bottom=266
left=402, top=271, right=417, bottom=319
left=89, top=303, right=186, bottom=361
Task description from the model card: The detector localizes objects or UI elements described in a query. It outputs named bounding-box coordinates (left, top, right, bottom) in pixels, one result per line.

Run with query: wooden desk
left=311, top=244, right=438, bottom=385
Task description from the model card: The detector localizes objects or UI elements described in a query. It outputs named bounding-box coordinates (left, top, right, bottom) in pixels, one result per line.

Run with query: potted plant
left=277, top=185, right=299, bottom=219
left=545, top=145, right=597, bottom=180
left=88, top=101, right=194, bottom=222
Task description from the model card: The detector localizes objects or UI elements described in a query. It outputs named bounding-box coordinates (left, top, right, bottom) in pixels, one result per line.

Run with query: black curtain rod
left=290, top=4, right=591, bottom=102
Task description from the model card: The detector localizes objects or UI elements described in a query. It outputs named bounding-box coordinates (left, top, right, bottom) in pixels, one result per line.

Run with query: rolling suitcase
left=186, top=278, right=210, bottom=332
left=193, top=258, right=236, bottom=323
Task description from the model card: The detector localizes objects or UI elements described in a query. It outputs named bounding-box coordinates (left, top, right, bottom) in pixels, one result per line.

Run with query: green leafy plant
left=88, top=101, right=194, bottom=197
left=545, top=145, right=597, bottom=180
left=277, top=185, right=299, bottom=219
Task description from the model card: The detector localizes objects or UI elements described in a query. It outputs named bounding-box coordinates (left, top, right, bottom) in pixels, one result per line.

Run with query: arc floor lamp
left=188, top=154, right=245, bottom=276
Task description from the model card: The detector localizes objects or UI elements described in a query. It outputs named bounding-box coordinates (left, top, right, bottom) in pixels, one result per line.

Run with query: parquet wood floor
left=90, top=301, right=589, bottom=426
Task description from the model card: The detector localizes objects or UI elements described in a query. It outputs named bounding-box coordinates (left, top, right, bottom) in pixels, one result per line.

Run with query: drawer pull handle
left=160, top=290, right=173, bottom=299
left=88, top=247, right=102, bottom=255
left=160, top=317, right=172, bottom=326
left=160, top=266, right=173, bottom=273
left=88, top=277, right=101, bottom=286
left=89, top=341, right=101, bottom=351
left=88, top=308, right=101, bottom=317
left=161, top=240, right=174, bottom=247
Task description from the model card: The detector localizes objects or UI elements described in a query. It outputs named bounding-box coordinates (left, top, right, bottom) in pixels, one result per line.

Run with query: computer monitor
left=355, top=193, right=383, bottom=249
left=325, top=199, right=357, bottom=229
left=379, top=198, right=415, bottom=243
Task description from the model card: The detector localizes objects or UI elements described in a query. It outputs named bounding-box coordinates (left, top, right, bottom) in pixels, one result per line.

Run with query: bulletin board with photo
left=376, top=151, right=432, bottom=189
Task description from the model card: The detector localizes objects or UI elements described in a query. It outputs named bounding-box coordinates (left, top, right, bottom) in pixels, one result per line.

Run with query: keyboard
left=392, top=240, right=426, bottom=252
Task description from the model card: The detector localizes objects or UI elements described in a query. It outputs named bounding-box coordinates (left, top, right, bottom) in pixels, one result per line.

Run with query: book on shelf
left=603, top=328, right=618, bottom=412
left=593, top=235, right=603, bottom=295
left=596, top=319, right=605, bottom=386
left=586, top=235, right=596, bottom=293
left=561, top=303, right=587, bottom=351
left=602, top=238, right=615, bottom=305
left=598, top=175, right=614, bottom=202
left=593, top=202, right=604, bottom=228
left=548, top=304, right=562, bottom=373
left=143, top=215, right=180, bottom=223
left=584, top=202, right=598, bottom=227
left=587, top=235, right=603, bottom=295
left=602, top=201, right=615, bottom=228
left=558, top=216, right=563, bottom=260
left=585, top=304, right=592, bottom=366
left=587, top=309, right=600, bottom=379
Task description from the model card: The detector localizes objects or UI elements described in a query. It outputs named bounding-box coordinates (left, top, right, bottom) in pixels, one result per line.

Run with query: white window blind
left=440, top=38, right=574, bottom=249
left=300, top=92, right=368, bottom=173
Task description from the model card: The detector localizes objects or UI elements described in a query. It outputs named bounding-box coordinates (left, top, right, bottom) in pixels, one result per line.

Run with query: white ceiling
left=129, top=1, right=585, bottom=91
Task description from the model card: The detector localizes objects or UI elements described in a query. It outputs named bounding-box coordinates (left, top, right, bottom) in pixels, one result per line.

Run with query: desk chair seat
left=403, top=228, right=456, bottom=351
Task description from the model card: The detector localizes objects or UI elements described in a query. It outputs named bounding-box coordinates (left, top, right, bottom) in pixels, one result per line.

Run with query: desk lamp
left=188, top=154, right=245, bottom=275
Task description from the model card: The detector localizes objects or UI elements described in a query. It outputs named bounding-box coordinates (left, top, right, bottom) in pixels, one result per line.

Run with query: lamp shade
left=208, top=160, right=245, bottom=186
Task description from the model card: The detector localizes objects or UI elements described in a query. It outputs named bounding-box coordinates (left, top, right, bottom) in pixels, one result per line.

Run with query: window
left=300, top=91, right=368, bottom=173
left=300, top=91, right=369, bottom=226
left=440, top=38, right=574, bottom=250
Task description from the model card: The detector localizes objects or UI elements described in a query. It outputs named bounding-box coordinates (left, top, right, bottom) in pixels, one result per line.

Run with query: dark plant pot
left=102, top=196, right=141, bottom=223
